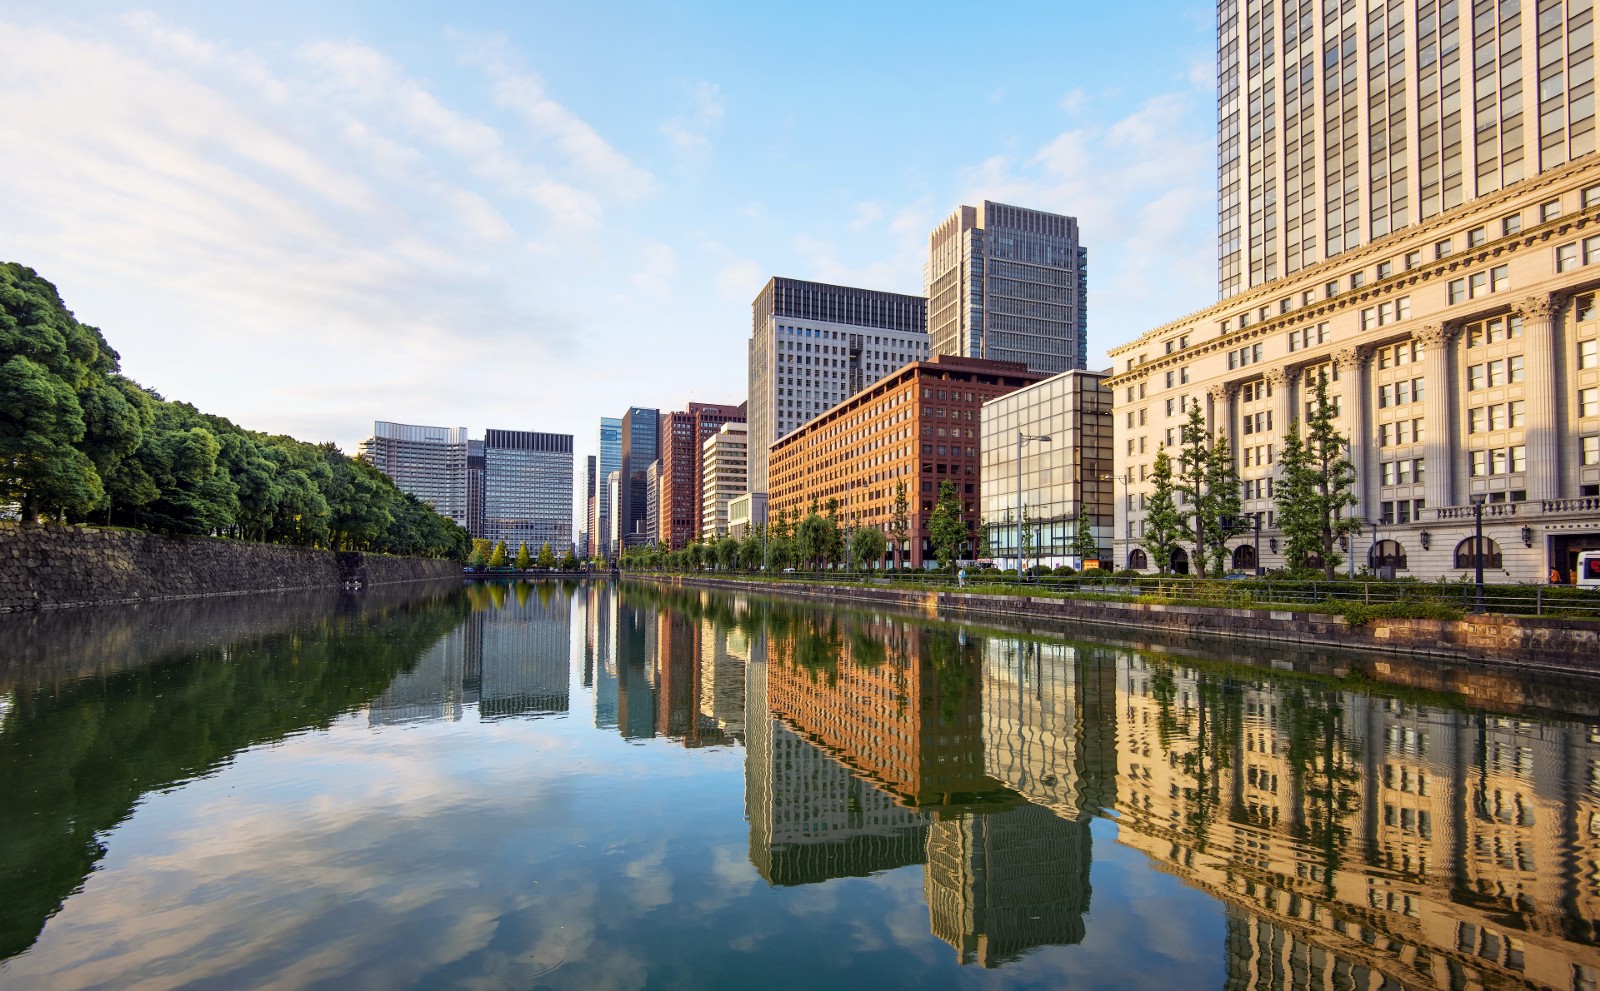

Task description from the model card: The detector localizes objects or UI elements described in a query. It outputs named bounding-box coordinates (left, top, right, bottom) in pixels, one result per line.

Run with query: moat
left=2, top=579, right=1599, bottom=990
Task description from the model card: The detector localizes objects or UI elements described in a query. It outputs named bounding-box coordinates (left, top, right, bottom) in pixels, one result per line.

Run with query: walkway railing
left=636, top=568, right=1600, bottom=620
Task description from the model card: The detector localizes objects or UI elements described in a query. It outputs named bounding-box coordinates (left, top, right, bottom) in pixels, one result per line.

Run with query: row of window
left=1468, top=446, right=1529, bottom=476
left=1378, top=419, right=1426, bottom=446
left=1359, top=296, right=1413, bottom=329
left=1227, top=342, right=1264, bottom=369
left=1466, top=356, right=1526, bottom=390
left=1467, top=401, right=1528, bottom=433
left=1377, top=378, right=1425, bottom=408
left=1380, top=459, right=1426, bottom=486
left=1465, top=316, right=1524, bottom=348
left=1379, top=499, right=1427, bottom=525
left=1446, top=267, right=1510, bottom=304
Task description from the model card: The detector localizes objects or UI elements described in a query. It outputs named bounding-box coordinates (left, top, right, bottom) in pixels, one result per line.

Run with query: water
left=3, top=580, right=1600, bottom=990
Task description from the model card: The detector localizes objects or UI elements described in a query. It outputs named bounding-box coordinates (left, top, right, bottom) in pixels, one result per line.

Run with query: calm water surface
left=3, top=579, right=1600, bottom=990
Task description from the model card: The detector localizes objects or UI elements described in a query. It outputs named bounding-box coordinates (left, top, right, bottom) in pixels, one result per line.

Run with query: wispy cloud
left=661, top=80, right=724, bottom=158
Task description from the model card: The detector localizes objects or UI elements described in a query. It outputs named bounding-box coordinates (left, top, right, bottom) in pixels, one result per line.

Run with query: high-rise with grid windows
left=1218, top=0, right=1598, bottom=299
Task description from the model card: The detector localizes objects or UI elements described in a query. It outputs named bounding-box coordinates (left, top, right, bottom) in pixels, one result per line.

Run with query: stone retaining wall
left=638, top=574, right=1600, bottom=674
left=0, top=522, right=460, bottom=612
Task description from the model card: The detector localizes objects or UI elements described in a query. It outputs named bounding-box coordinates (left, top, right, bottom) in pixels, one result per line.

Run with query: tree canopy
left=0, top=263, right=468, bottom=559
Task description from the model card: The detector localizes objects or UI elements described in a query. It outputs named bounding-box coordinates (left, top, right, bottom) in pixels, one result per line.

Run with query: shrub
left=1341, top=601, right=1465, bottom=625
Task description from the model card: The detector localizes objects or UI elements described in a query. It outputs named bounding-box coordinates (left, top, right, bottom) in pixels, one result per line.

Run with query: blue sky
left=0, top=1, right=1218, bottom=478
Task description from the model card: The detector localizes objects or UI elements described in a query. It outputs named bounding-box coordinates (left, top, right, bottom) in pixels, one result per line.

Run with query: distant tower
left=925, top=201, right=1087, bottom=374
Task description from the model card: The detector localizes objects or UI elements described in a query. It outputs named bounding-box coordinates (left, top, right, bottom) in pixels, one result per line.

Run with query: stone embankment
left=638, top=574, right=1600, bottom=674
left=0, top=522, right=460, bottom=613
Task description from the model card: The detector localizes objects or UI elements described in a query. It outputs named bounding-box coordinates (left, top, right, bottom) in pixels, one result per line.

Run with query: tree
left=849, top=526, right=887, bottom=570
left=739, top=530, right=764, bottom=571
left=975, top=517, right=992, bottom=560
left=796, top=510, right=835, bottom=571
left=715, top=535, right=739, bottom=571
left=467, top=539, right=491, bottom=569
left=889, top=481, right=910, bottom=571
left=1275, top=375, right=1360, bottom=578
left=488, top=541, right=508, bottom=568
left=514, top=543, right=532, bottom=570
left=928, top=480, right=967, bottom=575
left=1073, top=507, right=1097, bottom=565
left=1142, top=448, right=1188, bottom=574
left=1174, top=402, right=1242, bottom=578
left=1018, top=505, right=1033, bottom=567
left=558, top=548, right=578, bottom=571
left=537, top=542, right=556, bottom=569
left=1203, top=434, right=1243, bottom=575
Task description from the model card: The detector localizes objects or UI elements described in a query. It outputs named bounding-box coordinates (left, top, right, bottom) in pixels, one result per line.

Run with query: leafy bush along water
left=0, top=264, right=468, bottom=558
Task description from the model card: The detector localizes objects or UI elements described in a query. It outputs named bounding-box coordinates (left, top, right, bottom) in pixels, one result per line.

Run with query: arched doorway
left=1454, top=536, right=1503, bottom=569
left=1231, top=544, right=1257, bottom=571
left=1127, top=548, right=1149, bottom=570
left=1368, top=539, right=1407, bottom=578
left=1169, top=547, right=1190, bottom=575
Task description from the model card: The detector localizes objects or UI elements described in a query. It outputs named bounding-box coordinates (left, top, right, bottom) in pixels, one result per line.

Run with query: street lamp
left=1471, top=493, right=1486, bottom=613
left=1016, top=432, right=1052, bottom=573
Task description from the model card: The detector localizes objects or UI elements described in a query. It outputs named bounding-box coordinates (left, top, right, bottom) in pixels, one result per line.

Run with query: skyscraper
left=747, top=277, right=928, bottom=495
left=660, top=401, right=746, bottom=549
left=593, top=417, right=621, bottom=559
left=356, top=421, right=470, bottom=530
left=618, top=407, right=659, bottom=549
left=925, top=201, right=1088, bottom=375
left=700, top=421, right=748, bottom=538
left=481, top=429, right=573, bottom=553
left=1217, top=1, right=1599, bottom=298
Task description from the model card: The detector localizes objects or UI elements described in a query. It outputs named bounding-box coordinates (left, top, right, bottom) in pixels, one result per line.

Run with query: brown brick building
left=660, top=401, right=745, bottom=549
left=768, top=355, right=1044, bottom=568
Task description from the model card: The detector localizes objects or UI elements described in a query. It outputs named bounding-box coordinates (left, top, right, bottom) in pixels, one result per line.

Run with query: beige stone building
left=700, top=422, right=748, bottom=539
left=1110, top=155, right=1600, bottom=581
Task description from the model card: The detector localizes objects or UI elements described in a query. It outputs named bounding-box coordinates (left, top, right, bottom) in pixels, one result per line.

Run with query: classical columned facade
left=1110, top=156, right=1600, bottom=583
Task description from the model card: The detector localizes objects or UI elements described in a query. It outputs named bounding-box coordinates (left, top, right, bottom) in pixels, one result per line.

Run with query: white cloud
left=661, top=80, right=724, bottom=158
left=1060, top=87, right=1089, bottom=114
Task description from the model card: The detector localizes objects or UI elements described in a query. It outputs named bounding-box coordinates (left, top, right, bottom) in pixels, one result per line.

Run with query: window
left=1378, top=260, right=1393, bottom=278
left=1509, top=400, right=1525, bottom=427
left=1450, top=279, right=1467, bottom=304
left=1468, top=226, right=1487, bottom=247
left=1509, top=356, right=1524, bottom=382
left=1586, top=235, right=1600, bottom=265
left=1559, top=242, right=1580, bottom=272
left=1326, top=280, right=1339, bottom=298
left=1488, top=361, right=1505, bottom=387
left=1468, top=364, right=1485, bottom=390
left=1582, top=340, right=1600, bottom=370
left=1351, top=271, right=1366, bottom=289
left=1165, top=371, right=1175, bottom=388
left=1582, top=388, right=1600, bottom=419
left=1468, top=407, right=1485, bottom=433
left=1491, top=265, right=1509, bottom=292
left=1503, top=214, right=1522, bottom=236
left=1455, top=537, right=1503, bottom=569
left=1471, top=451, right=1488, bottom=476
left=1586, top=185, right=1600, bottom=208
left=1510, top=446, right=1526, bottom=473
left=1583, top=436, right=1600, bottom=466
left=1437, top=239, right=1454, bottom=259
left=1405, top=250, right=1423, bottom=269
left=1542, top=199, right=1562, bottom=222
left=1469, top=271, right=1487, bottom=298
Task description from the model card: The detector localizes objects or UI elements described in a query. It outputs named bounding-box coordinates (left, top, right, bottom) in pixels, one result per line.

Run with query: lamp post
left=1253, top=512, right=1263, bottom=575
left=1016, top=432, right=1052, bottom=572
left=1471, top=494, right=1486, bottom=613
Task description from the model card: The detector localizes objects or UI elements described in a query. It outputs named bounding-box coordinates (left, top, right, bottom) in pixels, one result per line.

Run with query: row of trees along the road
left=1142, top=374, right=1361, bottom=580
left=466, top=539, right=579, bottom=571
left=0, top=263, right=468, bottom=558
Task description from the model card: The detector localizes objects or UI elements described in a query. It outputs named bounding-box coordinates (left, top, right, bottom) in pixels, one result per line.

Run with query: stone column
left=1266, top=365, right=1297, bottom=436
left=1417, top=322, right=1461, bottom=511
left=1514, top=294, right=1561, bottom=501
left=1207, top=383, right=1236, bottom=452
left=1335, top=345, right=1374, bottom=523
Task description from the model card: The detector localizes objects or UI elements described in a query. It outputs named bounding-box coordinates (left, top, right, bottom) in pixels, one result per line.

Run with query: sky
left=0, top=1, right=1219, bottom=492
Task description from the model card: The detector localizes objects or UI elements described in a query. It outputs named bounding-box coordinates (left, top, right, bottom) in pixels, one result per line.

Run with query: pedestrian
left=958, top=567, right=966, bottom=588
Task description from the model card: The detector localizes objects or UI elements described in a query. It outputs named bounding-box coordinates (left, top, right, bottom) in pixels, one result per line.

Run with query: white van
left=1578, top=550, right=1600, bottom=589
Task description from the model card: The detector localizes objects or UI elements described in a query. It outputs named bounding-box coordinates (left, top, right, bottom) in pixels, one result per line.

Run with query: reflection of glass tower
left=588, top=584, right=619, bottom=730
left=922, top=804, right=1091, bottom=968
left=616, top=603, right=656, bottom=740
left=744, top=655, right=930, bottom=886
left=368, top=630, right=468, bottom=725
left=474, top=591, right=571, bottom=720
left=700, top=620, right=747, bottom=743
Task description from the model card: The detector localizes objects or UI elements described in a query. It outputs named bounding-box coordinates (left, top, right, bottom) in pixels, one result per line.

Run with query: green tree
left=467, top=539, right=491, bottom=569
left=739, top=530, right=764, bottom=571
left=889, top=481, right=910, bottom=571
left=1203, top=434, right=1243, bottom=575
left=1142, top=448, right=1188, bottom=574
left=715, top=535, right=739, bottom=571
left=928, top=480, right=967, bottom=575
left=558, top=548, right=578, bottom=571
left=1275, top=375, right=1360, bottom=578
left=975, top=517, right=992, bottom=560
left=488, top=541, right=508, bottom=568
left=1073, top=507, right=1098, bottom=565
left=514, top=542, right=532, bottom=570
left=1018, top=505, right=1033, bottom=566
left=849, top=526, right=886, bottom=570
left=796, top=510, right=835, bottom=571
left=537, top=542, right=555, bottom=569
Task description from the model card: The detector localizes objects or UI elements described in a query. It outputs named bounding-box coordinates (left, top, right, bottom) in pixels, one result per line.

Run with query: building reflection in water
left=369, top=582, right=571, bottom=725
left=583, top=586, right=1600, bottom=987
